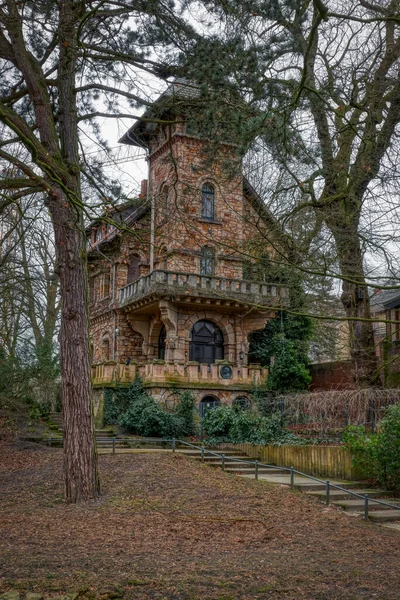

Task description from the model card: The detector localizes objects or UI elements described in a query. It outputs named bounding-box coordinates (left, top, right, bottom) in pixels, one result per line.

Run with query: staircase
left=192, top=450, right=400, bottom=524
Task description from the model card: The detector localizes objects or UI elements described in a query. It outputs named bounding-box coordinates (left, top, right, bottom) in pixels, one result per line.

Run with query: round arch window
left=199, top=395, right=221, bottom=418
left=189, top=320, right=223, bottom=365
left=233, top=396, right=249, bottom=410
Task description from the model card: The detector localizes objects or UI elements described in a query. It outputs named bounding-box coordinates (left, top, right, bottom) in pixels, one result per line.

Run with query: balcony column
left=159, top=299, right=180, bottom=363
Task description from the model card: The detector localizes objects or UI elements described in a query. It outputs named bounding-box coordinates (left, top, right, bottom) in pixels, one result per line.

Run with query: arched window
left=199, top=395, right=221, bottom=418
left=158, top=325, right=166, bottom=360
left=127, top=255, right=140, bottom=284
left=233, top=396, right=249, bottom=410
left=201, top=183, right=214, bottom=219
left=189, top=320, right=223, bottom=364
left=163, top=186, right=169, bottom=218
left=200, top=246, right=214, bottom=275
left=102, top=338, right=110, bottom=361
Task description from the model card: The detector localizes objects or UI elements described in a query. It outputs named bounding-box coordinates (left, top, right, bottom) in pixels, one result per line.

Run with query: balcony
left=91, top=361, right=267, bottom=388
left=119, top=269, right=289, bottom=309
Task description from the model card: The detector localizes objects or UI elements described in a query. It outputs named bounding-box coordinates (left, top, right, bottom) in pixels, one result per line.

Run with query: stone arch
left=199, top=394, right=221, bottom=418
left=232, top=394, right=250, bottom=410
left=182, top=312, right=236, bottom=364
left=183, top=312, right=234, bottom=344
left=148, top=318, right=166, bottom=359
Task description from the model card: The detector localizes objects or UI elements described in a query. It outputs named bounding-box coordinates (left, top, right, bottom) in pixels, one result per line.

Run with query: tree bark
left=48, top=192, right=100, bottom=502
left=56, top=0, right=100, bottom=502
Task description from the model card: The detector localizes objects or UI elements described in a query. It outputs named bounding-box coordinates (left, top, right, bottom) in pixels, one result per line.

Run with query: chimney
left=140, top=179, right=148, bottom=198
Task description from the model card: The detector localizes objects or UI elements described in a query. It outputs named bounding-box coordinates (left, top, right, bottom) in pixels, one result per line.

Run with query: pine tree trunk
left=49, top=193, right=100, bottom=502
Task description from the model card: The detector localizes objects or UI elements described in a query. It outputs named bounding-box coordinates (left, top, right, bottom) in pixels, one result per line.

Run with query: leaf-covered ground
left=1, top=440, right=400, bottom=599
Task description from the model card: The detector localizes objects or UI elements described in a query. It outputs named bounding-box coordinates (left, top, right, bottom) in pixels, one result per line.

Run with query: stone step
left=205, top=459, right=272, bottom=468
left=332, top=498, right=400, bottom=512
left=224, top=466, right=286, bottom=475
left=368, top=510, right=400, bottom=523
left=307, top=489, right=394, bottom=501
left=192, top=455, right=252, bottom=463
left=236, top=473, right=368, bottom=492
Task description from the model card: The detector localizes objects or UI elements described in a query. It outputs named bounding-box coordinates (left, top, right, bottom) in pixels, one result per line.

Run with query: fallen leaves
left=1, top=443, right=400, bottom=599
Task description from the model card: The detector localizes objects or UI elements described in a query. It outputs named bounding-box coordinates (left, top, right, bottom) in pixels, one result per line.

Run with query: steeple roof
left=119, top=79, right=200, bottom=148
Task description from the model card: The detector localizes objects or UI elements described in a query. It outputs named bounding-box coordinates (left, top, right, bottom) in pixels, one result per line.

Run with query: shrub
left=175, top=390, right=197, bottom=436
left=202, top=405, right=304, bottom=446
left=343, top=405, right=400, bottom=490
left=105, top=375, right=197, bottom=438
left=375, top=404, right=400, bottom=491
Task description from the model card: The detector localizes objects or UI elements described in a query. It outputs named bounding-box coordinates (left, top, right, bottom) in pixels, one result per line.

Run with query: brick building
left=88, top=81, right=288, bottom=421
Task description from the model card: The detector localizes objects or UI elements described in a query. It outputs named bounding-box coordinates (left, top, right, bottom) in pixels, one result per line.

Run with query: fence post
left=290, top=466, right=294, bottom=489
left=172, top=438, right=176, bottom=453
left=326, top=480, right=330, bottom=505
left=364, top=494, right=369, bottom=520
left=201, top=446, right=205, bottom=463
left=49, top=437, right=52, bottom=447
left=255, top=460, right=259, bottom=480
left=221, top=453, right=225, bottom=472
left=112, top=437, right=115, bottom=455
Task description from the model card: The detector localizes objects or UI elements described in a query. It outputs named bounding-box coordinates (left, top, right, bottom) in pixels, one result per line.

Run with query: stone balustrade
left=119, top=269, right=289, bottom=307
left=91, top=361, right=267, bottom=387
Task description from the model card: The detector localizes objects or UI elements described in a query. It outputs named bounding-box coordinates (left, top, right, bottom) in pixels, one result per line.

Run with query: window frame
left=200, top=245, right=215, bottom=276
left=201, top=182, right=215, bottom=220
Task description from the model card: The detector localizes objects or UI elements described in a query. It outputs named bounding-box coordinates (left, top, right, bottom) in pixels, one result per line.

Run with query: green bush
left=343, top=405, right=400, bottom=491
left=202, top=405, right=304, bottom=446
left=175, top=390, right=197, bottom=437
left=104, top=375, right=197, bottom=438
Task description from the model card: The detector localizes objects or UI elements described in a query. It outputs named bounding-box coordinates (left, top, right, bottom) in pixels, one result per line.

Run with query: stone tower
left=88, top=81, right=288, bottom=419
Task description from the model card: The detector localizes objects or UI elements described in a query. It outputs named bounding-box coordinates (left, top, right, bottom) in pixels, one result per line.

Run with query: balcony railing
left=91, top=361, right=267, bottom=387
left=119, top=269, right=289, bottom=307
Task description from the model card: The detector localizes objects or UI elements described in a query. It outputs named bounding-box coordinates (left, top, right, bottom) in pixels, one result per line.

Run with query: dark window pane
left=158, top=325, right=166, bottom=360
left=201, top=183, right=214, bottom=219
left=189, top=320, right=224, bottom=364
left=200, top=246, right=214, bottom=275
left=127, top=255, right=140, bottom=284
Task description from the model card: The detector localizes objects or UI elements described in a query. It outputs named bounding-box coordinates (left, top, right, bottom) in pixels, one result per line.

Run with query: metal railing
left=169, top=439, right=400, bottom=521
left=42, top=435, right=400, bottom=520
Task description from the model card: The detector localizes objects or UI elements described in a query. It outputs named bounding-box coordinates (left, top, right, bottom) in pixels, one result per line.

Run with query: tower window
left=200, top=246, right=214, bottom=276
left=158, top=325, right=166, bottom=360
left=201, top=183, right=214, bottom=219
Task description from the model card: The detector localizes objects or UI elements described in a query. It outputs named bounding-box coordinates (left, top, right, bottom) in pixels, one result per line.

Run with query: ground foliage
left=1, top=441, right=400, bottom=599
left=202, top=404, right=306, bottom=446
left=104, top=376, right=196, bottom=438
left=343, top=404, right=400, bottom=491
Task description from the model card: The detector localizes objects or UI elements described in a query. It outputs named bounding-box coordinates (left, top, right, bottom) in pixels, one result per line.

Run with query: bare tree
left=0, top=0, right=199, bottom=501
left=184, top=0, right=400, bottom=385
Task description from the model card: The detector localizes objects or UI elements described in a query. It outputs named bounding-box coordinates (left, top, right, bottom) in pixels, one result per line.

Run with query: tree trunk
left=53, top=0, right=100, bottom=502
left=329, top=215, right=381, bottom=387
left=49, top=193, right=100, bottom=502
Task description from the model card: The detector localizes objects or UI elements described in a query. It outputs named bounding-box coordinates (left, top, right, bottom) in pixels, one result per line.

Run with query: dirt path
left=1, top=441, right=399, bottom=599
